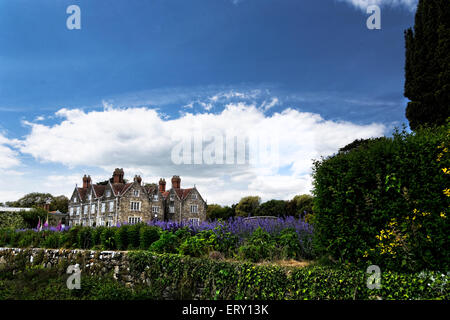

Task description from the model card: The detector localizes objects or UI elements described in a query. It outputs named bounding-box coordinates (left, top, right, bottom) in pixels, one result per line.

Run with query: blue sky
left=0, top=0, right=417, bottom=204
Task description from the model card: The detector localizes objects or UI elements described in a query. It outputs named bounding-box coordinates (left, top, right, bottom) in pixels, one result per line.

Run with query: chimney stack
left=112, top=168, right=124, bottom=184
left=171, top=175, right=181, bottom=189
left=134, top=175, right=142, bottom=185
left=82, top=175, right=91, bottom=189
left=159, top=178, right=166, bottom=193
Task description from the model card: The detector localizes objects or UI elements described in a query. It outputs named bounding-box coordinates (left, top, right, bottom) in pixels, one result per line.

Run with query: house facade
left=68, top=169, right=207, bottom=227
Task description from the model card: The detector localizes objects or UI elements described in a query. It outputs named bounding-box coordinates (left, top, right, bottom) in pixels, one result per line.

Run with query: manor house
left=68, top=169, right=207, bottom=227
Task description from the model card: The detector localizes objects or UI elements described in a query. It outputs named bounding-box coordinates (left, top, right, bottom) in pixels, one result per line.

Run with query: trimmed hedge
left=312, top=125, right=450, bottom=271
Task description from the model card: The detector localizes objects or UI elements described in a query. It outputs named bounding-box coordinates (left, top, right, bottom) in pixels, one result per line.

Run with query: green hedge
left=312, top=125, right=450, bottom=271
left=1, top=250, right=448, bottom=300
left=127, top=252, right=449, bottom=300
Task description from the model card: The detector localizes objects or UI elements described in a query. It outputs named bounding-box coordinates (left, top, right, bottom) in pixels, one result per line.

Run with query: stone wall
left=0, top=247, right=136, bottom=286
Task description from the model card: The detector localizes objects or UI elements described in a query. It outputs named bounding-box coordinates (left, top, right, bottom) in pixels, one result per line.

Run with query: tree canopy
left=404, top=0, right=450, bottom=130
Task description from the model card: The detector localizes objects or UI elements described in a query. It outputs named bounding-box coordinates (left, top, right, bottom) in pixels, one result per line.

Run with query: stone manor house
left=68, top=169, right=207, bottom=227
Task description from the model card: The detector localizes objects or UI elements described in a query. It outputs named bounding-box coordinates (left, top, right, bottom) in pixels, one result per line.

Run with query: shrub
left=139, top=226, right=160, bottom=249
left=77, top=227, right=93, bottom=249
left=91, top=226, right=106, bottom=247
left=178, top=231, right=216, bottom=257
left=115, top=225, right=130, bottom=250
left=149, top=231, right=179, bottom=254
left=100, top=228, right=116, bottom=250
left=42, top=232, right=61, bottom=249
left=238, top=227, right=277, bottom=262
left=127, top=224, right=142, bottom=250
left=0, top=212, right=26, bottom=229
left=312, top=125, right=450, bottom=271
left=277, top=228, right=302, bottom=259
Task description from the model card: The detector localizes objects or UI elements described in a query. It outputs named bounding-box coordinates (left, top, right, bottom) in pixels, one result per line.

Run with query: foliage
left=149, top=231, right=180, bottom=254
left=235, top=196, right=261, bottom=217
left=115, top=224, right=130, bottom=250
left=255, top=200, right=286, bottom=217
left=206, top=204, right=235, bottom=221
left=312, top=125, right=450, bottom=271
left=20, top=208, right=48, bottom=229
left=139, top=225, right=160, bottom=249
left=238, top=227, right=278, bottom=262
left=0, top=212, right=26, bottom=229
left=285, top=195, right=314, bottom=219
left=6, top=193, right=69, bottom=213
left=404, top=0, right=450, bottom=130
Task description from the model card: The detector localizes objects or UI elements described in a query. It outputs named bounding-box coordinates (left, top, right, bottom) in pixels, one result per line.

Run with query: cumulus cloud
left=17, top=104, right=385, bottom=205
left=0, top=134, right=20, bottom=170
left=337, top=0, right=418, bottom=11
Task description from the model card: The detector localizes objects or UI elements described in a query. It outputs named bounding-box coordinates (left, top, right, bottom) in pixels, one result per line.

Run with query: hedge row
left=0, top=250, right=448, bottom=300
left=312, top=125, right=450, bottom=272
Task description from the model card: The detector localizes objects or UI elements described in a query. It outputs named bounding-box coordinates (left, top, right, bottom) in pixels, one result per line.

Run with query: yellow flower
left=443, top=189, right=450, bottom=197
left=440, top=212, right=447, bottom=219
left=442, top=168, right=449, bottom=174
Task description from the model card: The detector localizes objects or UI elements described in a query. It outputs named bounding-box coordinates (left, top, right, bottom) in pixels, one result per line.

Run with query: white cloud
left=18, top=104, right=385, bottom=205
left=0, top=133, right=20, bottom=170
left=337, top=0, right=418, bottom=11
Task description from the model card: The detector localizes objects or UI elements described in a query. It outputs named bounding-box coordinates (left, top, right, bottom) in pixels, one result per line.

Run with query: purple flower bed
left=147, top=216, right=313, bottom=241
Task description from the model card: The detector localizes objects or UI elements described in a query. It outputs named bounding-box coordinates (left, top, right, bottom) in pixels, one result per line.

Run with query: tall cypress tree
left=404, top=0, right=450, bottom=130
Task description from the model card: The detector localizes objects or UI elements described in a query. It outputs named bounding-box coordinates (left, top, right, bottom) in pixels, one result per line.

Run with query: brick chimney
left=171, top=175, right=181, bottom=189
left=159, top=178, right=166, bottom=193
left=134, top=175, right=142, bottom=185
left=82, top=175, right=91, bottom=189
left=112, top=168, right=124, bottom=184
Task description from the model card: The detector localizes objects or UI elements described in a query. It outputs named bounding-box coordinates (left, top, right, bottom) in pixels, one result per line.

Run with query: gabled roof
left=111, top=182, right=133, bottom=196
left=173, top=188, right=193, bottom=200
left=93, top=185, right=106, bottom=198
left=77, top=187, right=87, bottom=201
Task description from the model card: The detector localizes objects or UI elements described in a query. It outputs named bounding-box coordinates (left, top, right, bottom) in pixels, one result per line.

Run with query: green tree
left=404, top=0, right=450, bottom=130
left=286, top=195, right=314, bottom=218
left=50, top=195, right=69, bottom=213
left=206, top=204, right=235, bottom=221
left=255, top=200, right=286, bottom=217
left=235, top=196, right=261, bottom=217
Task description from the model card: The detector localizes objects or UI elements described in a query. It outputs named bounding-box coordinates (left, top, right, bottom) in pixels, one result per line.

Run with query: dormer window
left=170, top=194, right=175, bottom=201
left=74, top=197, right=77, bottom=203
left=88, top=194, right=92, bottom=201
left=192, top=193, right=197, bottom=200
left=106, top=190, right=111, bottom=197
left=153, top=194, right=158, bottom=201
left=134, top=190, right=140, bottom=197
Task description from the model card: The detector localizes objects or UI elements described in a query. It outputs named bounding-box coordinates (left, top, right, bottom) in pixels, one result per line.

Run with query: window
left=83, top=205, right=88, bottom=214
left=190, top=205, right=198, bottom=214
left=101, top=203, right=106, bottom=213
left=88, top=194, right=92, bottom=201
left=74, top=197, right=77, bottom=203
left=153, top=194, right=158, bottom=201
left=128, top=216, right=142, bottom=225
left=152, top=206, right=160, bottom=213
left=76, top=207, right=81, bottom=215
left=133, top=190, right=140, bottom=197
left=130, top=201, right=141, bottom=211
left=106, top=190, right=111, bottom=197
left=109, top=201, right=114, bottom=212
left=192, top=193, right=197, bottom=199
left=69, top=207, right=74, bottom=216
left=91, top=204, right=96, bottom=213
left=170, top=194, right=175, bottom=201
left=169, top=206, right=175, bottom=213
left=189, top=218, right=200, bottom=226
